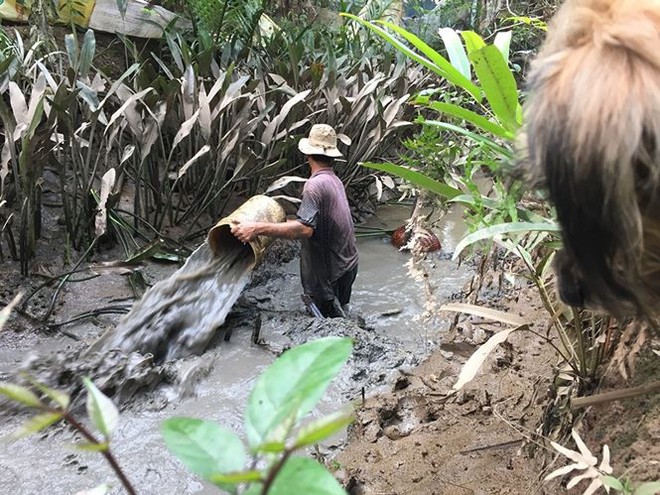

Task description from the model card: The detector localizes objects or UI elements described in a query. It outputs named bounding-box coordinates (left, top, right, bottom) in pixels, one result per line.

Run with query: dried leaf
left=181, top=65, right=195, bottom=120
left=0, top=293, right=22, bottom=332
left=265, top=176, right=307, bottom=194
left=440, top=302, right=526, bottom=327
left=453, top=327, right=518, bottom=390
left=177, top=145, right=210, bottom=179
left=8, top=82, right=28, bottom=128
left=171, top=109, right=200, bottom=153
left=198, top=83, right=212, bottom=141
left=106, top=88, right=153, bottom=131
left=95, top=168, right=116, bottom=237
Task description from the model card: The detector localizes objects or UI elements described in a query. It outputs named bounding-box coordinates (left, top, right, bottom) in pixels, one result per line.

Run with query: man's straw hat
left=298, top=124, right=343, bottom=157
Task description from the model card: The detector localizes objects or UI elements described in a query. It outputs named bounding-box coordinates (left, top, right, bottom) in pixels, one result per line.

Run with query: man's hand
left=230, top=220, right=260, bottom=243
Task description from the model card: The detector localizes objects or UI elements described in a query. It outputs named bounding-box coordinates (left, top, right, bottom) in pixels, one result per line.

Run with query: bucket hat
left=298, top=124, right=343, bottom=157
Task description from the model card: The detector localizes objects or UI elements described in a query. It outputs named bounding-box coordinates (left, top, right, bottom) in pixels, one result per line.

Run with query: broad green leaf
left=12, top=412, right=62, bottom=439
left=22, top=376, right=70, bottom=409
left=79, top=30, right=96, bottom=76
left=635, top=482, right=660, bottom=495
left=453, top=221, right=560, bottom=260
left=361, top=162, right=461, bottom=199
left=493, top=31, right=512, bottom=65
left=601, top=476, right=625, bottom=491
left=0, top=383, right=42, bottom=408
left=426, top=102, right=513, bottom=140
left=424, top=120, right=513, bottom=158
left=437, top=28, right=471, bottom=79
left=83, top=378, right=119, bottom=438
left=245, top=337, right=352, bottom=450
left=460, top=31, right=485, bottom=55
left=469, top=45, right=520, bottom=131
left=0, top=293, right=22, bottom=332
left=208, top=470, right=262, bottom=485
left=294, top=409, right=354, bottom=448
left=340, top=14, right=481, bottom=102
left=269, top=457, right=346, bottom=495
left=161, top=417, right=246, bottom=482
left=377, top=20, right=481, bottom=102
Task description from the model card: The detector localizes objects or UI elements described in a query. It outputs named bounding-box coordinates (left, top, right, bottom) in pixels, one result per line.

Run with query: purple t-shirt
left=296, top=169, right=359, bottom=301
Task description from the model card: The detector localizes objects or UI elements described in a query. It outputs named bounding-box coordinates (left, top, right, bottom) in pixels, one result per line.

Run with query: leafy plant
left=162, top=336, right=354, bottom=494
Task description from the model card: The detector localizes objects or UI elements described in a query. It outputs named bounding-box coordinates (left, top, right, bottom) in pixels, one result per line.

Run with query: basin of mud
left=0, top=204, right=473, bottom=494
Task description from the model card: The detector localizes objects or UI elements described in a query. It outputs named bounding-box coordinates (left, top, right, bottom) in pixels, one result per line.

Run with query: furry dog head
left=519, top=0, right=660, bottom=316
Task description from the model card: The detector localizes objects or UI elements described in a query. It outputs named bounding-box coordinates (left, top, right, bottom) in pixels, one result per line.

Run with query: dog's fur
left=520, top=0, right=660, bottom=316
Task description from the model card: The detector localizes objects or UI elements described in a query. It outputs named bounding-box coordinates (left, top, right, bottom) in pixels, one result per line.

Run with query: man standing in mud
left=230, top=124, right=359, bottom=318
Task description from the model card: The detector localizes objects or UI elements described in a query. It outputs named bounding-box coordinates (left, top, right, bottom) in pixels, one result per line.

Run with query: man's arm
left=230, top=219, right=313, bottom=243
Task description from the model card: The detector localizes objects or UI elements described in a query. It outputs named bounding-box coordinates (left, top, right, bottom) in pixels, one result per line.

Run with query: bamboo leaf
left=198, top=83, right=212, bottom=141
left=460, top=31, right=485, bottom=55
left=437, top=27, right=471, bottom=79
left=341, top=14, right=481, bottom=102
left=361, top=162, right=461, bottom=199
left=181, top=65, right=195, bottom=121
left=425, top=101, right=512, bottom=140
left=493, top=31, right=512, bottom=65
left=453, top=327, right=520, bottom=390
left=424, top=120, right=513, bottom=158
left=106, top=88, right=153, bottom=131
left=453, top=221, right=560, bottom=260
left=8, top=81, right=28, bottom=128
left=64, top=33, right=79, bottom=70
left=469, top=45, right=520, bottom=131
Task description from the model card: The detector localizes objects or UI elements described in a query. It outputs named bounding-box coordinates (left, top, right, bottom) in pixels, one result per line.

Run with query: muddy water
left=0, top=204, right=473, bottom=494
left=99, top=243, right=253, bottom=361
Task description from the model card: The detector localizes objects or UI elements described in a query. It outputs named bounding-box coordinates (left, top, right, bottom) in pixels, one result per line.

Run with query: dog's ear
left=519, top=0, right=660, bottom=315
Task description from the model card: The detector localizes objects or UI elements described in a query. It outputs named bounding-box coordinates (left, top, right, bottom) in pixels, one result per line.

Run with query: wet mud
left=0, top=204, right=477, bottom=494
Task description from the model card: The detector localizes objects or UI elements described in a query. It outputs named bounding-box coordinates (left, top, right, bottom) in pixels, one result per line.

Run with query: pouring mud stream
left=94, top=195, right=286, bottom=362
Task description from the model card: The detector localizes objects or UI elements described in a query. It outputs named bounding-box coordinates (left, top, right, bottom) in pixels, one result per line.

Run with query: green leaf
left=254, top=441, right=287, bottom=454
left=460, top=31, right=486, bottom=55
left=161, top=417, right=246, bottom=484
left=423, top=120, right=514, bottom=158
left=361, top=162, right=461, bottom=199
left=22, top=376, right=70, bottom=410
left=269, top=457, right=346, bottom=495
left=78, top=30, right=96, bottom=76
left=469, top=45, right=520, bottom=132
left=294, top=409, right=354, bottom=448
left=208, top=470, right=262, bottom=485
left=602, top=476, right=625, bottom=491
left=0, top=383, right=42, bottom=408
left=437, top=27, right=471, bottom=79
left=340, top=14, right=481, bottom=102
left=635, top=482, right=660, bottom=495
left=83, top=378, right=119, bottom=438
left=453, top=221, right=560, bottom=260
left=73, top=442, right=110, bottom=452
left=426, top=101, right=513, bottom=140
left=245, top=337, right=352, bottom=450
left=12, top=412, right=62, bottom=439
